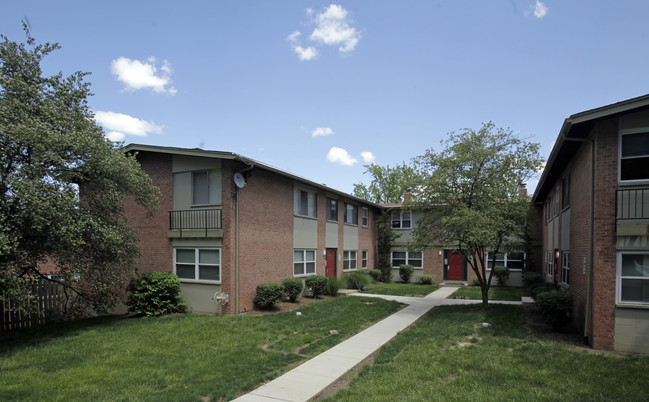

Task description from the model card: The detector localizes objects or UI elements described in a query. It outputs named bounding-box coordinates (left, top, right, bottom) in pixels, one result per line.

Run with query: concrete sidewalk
left=234, top=286, right=512, bottom=401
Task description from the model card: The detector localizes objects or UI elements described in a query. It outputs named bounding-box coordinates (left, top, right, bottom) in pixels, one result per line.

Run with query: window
left=326, top=198, right=338, bottom=221
left=562, top=176, right=570, bottom=209
left=620, top=131, right=649, bottom=182
left=294, top=249, right=316, bottom=276
left=175, top=248, right=221, bottom=282
left=561, top=252, right=570, bottom=285
left=618, top=252, right=649, bottom=304
left=362, top=250, right=368, bottom=268
left=486, top=252, right=525, bottom=270
left=344, top=203, right=358, bottom=225
left=362, top=207, right=369, bottom=227
left=391, top=211, right=411, bottom=229
left=391, top=250, right=423, bottom=268
left=193, top=171, right=209, bottom=205
left=343, top=250, right=357, bottom=271
left=554, top=187, right=560, bottom=217
left=546, top=250, right=553, bottom=277
left=294, top=189, right=317, bottom=218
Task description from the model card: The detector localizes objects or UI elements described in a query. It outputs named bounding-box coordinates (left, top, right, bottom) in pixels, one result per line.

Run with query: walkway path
left=233, top=287, right=524, bottom=402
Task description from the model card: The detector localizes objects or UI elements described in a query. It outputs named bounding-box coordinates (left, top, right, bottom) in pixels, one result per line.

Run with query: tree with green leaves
left=0, top=26, right=160, bottom=317
left=353, top=162, right=420, bottom=204
left=409, top=122, right=543, bottom=309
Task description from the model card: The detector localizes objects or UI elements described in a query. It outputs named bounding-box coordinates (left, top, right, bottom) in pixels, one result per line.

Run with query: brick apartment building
left=123, top=144, right=382, bottom=315
left=532, top=94, right=649, bottom=353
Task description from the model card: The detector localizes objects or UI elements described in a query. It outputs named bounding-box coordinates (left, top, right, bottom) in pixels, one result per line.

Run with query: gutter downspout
left=233, top=160, right=254, bottom=315
left=562, top=134, right=595, bottom=345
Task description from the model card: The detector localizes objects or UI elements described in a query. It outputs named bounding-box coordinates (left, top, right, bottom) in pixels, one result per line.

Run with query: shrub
left=399, top=264, right=415, bottom=283
left=253, top=283, right=284, bottom=309
left=523, top=272, right=544, bottom=287
left=126, top=271, right=189, bottom=317
left=493, top=265, right=510, bottom=287
left=535, top=290, right=572, bottom=330
left=305, top=275, right=328, bottom=299
left=368, top=269, right=383, bottom=282
left=529, top=282, right=558, bottom=300
left=325, top=277, right=342, bottom=296
left=344, top=271, right=371, bottom=291
left=282, top=278, right=303, bottom=303
left=418, top=274, right=436, bottom=285
left=469, top=275, right=480, bottom=286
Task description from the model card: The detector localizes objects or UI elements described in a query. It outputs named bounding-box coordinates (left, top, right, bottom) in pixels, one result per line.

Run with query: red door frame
left=446, top=250, right=464, bottom=281
left=326, top=248, right=337, bottom=278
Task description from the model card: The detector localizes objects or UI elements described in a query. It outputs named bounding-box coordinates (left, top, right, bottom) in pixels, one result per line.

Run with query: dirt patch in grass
left=311, top=353, right=378, bottom=401
left=523, top=303, right=584, bottom=347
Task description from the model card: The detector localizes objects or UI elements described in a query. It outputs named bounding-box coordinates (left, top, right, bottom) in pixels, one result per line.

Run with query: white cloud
left=111, top=57, right=177, bottom=94
left=94, top=111, right=164, bottom=141
left=312, top=127, right=334, bottom=137
left=310, top=4, right=361, bottom=53
left=526, top=1, right=549, bottom=18
left=361, top=151, right=375, bottom=163
left=287, top=4, right=361, bottom=60
left=327, top=147, right=357, bottom=166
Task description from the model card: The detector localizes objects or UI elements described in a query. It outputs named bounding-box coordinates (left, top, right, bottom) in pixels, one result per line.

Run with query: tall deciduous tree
left=410, top=122, right=543, bottom=309
left=0, top=26, right=160, bottom=316
left=353, top=162, right=420, bottom=204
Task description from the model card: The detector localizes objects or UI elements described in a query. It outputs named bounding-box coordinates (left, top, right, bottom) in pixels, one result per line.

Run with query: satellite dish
left=233, top=172, right=247, bottom=189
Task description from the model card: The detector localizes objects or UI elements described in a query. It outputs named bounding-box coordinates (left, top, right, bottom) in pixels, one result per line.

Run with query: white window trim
left=174, top=247, right=221, bottom=284
left=293, top=249, right=317, bottom=277
left=343, top=250, right=358, bottom=271
left=361, top=250, right=368, bottom=268
left=616, top=251, right=649, bottom=306
left=362, top=207, right=369, bottom=227
left=294, top=188, right=317, bottom=218
left=619, top=128, right=649, bottom=185
left=561, top=252, right=570, bottom=286
left=392, top=211, right=412, bottom=229
left=344, top=203, right=358, bottom=226
left=546, top=250, right=553, bottom=278
left=391, top=250, right=423, bottom=269
left=326, top=198, right=338, bottom=222
left=485, top=252, right=526, bottom=272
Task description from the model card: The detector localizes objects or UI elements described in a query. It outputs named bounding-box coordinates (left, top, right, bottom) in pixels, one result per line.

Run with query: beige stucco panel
left=619, top=109, right=649, bottom=131
left=180, top=283, right=222, bottom=314
left=326, top=221, right=339, bottom=248
left=294, top=216, right=318, bottom=249
left=343, top=224, right=359, bottom=250
left=614, top=307, right=649, bottom=354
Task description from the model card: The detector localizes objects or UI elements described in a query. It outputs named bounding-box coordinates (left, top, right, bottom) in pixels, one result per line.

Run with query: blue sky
left=2, top=1, right=649, bottom=195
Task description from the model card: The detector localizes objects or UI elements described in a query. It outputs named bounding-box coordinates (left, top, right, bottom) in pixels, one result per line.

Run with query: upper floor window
left=554, top=187, right=560, bottom=217
left=620, top=130, right=649, bottom=182
left=392, top=211, right=411, bottom=229
left=362, top=207, right=369, bottom=227
left=562, top=176, right=570, bottom=209
left=295, top=188, right=317, bottom=218
left=617, top=252, right=649, bottom=305
left=344, top=203, right=358, bottom=225
left=327, top=198, right=338, bottom=221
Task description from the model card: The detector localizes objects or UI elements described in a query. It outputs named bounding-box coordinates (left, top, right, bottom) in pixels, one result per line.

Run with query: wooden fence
left=1, top=280, right=65, bottom=333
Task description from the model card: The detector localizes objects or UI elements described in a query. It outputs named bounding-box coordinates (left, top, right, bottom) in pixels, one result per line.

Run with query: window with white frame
left=619, top=130, right=649, bottom=182
left=344, top=203, right=358, bottom=225
left=486, top=252, right=525, bottom=270
left=391, top=211, right=411, bottom=229
left=362, top=250, right=368, bottom=268
left=561, top=252, right=570, bottom=285
left=546, top=250, right=553, bottom=276
left=618, top=252, right=649, bottom=304
left=562, top=176, right=571, bottom=209
left=175, top=248, right=221, bottom=282
left=326, top=198, right=338, bottom=221
left=294, top=188, right=317, bottom=218
left=343, top=250, right=357, bottom=270
left=391, top=250, right=423, bottom=268
left=294, top=249, right=316, bottom=276
left=362, top=207, right=369, bottom=227
left=554, top=187, right=560, bottom=217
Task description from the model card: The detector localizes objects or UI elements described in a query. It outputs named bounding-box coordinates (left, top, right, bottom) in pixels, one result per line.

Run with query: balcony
left=617, top=188, right=649, bottom=237
left=168, top=209, right=223, bottom=238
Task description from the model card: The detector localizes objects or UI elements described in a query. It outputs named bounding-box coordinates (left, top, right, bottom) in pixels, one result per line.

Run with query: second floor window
left=620, top=131, right=649, bottom=182
left=295, top=189, right=317, bottom=218
left=562, top=176, right=571, bottom=209
left=344, top=203, right=358, bottom=225
left=392, top=211, right=411, bottom=229
left=327, top=198, right=338, bottom=221
left=362, top=208, right=369, bottom=227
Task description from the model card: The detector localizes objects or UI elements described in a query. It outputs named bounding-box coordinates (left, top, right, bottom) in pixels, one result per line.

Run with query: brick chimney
left=518, top=184, right=527, bottom=197
left=403, top=191, right=412, bottom=202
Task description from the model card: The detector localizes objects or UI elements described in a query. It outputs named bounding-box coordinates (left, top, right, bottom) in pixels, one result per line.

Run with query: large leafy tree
left=0, top=26, right=160, bottom=316
left=353, top=162, right=420, bottom=204
left=410, top=122, right=543, bottom=309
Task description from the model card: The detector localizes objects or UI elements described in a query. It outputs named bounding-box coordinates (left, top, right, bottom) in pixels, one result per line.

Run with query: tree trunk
left=481, top=286, right=489, bottom=310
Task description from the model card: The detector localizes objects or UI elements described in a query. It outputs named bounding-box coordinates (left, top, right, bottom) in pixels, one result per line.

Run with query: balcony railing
left=617, top=188, right=649, bottom=220
left=169, top=209, right=222, bottom=236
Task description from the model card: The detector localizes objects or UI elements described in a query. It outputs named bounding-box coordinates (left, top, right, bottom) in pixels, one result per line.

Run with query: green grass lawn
left=361, top=283, right=439, bottom=297
left=0, top=297, right=401, bottom=401
left=326, top=304, right=649, bottom=401
left=448, top=286, right=521, bottom=301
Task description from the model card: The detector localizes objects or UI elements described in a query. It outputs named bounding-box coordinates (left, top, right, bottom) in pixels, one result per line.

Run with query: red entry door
left=326, top=249, right=336, bottom=278
left=448, top=251, right=463, bottom=281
